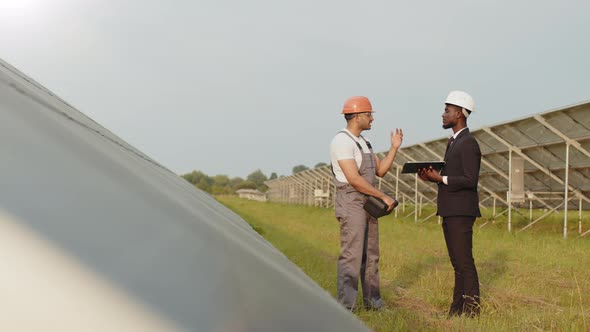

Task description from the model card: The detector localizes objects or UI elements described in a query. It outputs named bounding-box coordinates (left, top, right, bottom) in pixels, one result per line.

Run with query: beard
left=442, top=123, right=452, bottom=129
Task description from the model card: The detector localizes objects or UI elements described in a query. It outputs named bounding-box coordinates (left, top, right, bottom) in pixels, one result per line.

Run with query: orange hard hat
left=341, top=96, right=374, bottom=114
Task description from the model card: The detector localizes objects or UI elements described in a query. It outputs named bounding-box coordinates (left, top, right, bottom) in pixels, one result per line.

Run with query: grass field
left=217, top=196, right=590, bottom=331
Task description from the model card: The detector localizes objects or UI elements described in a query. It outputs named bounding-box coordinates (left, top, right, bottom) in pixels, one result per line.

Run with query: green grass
left=217, top=196, right=590, bottom=331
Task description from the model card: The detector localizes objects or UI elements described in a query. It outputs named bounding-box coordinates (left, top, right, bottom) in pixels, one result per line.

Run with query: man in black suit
left=419, top=91, right=481, bottom=317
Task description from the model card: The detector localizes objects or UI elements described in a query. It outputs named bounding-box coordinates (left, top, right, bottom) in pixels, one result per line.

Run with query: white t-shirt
left=330, top=129, right=372, bottom=183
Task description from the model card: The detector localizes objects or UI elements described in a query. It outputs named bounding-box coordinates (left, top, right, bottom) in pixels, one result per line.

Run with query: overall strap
left=358, top=135, right=375, bottom=169
left=359, top=135, right=373, bottom=151
left=331, top=131, right=374, bottom=176
left=339, top=131, right=367, bottom=151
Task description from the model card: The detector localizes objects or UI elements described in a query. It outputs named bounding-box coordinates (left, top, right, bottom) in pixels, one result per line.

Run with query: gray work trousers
left=336, top=187, right=383, bottom=310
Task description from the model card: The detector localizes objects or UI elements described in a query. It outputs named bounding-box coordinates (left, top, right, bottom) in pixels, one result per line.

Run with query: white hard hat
left=445, top=90, right=474, bottom=118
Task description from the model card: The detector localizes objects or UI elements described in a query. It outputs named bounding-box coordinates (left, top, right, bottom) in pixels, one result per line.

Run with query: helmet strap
left=461, top=108, right=470, bottom=118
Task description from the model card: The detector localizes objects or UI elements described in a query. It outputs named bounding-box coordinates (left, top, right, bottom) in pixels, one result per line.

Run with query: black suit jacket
left=437, top=128, right=482, bottom=217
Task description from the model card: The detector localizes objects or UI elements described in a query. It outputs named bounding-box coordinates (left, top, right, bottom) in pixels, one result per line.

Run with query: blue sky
left=1, top=0, right=589, bottom=178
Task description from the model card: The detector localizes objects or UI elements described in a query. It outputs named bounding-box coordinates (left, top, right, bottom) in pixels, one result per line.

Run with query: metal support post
left=493, top=198, right=496, bottom=224
left=579, top=197, right=582, bottom=235
left=508, top=149, right=512, bottom=233
left=419, top=195, right=423, bottom=217
left=526, top=192, right=535, bottom=225
left=564, top=143, right=570, bottom=239
left=402, top=195, right=405, bottom=213
left=414, top=174, right=418, bottom=222
left=395, top=167, right=399, bottom=218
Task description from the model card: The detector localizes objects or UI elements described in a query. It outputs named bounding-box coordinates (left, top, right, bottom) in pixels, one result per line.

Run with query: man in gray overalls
left=329, top=96, right=403, bottom=310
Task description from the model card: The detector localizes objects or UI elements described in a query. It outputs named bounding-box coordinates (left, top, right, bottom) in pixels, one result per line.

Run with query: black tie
left=444, top=136, right=455, bottom=160
left=447, top=136, right=455, bottom=147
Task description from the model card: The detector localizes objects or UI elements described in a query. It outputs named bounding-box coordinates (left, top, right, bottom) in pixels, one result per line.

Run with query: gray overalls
left=333, top=131, right=383, bottom=310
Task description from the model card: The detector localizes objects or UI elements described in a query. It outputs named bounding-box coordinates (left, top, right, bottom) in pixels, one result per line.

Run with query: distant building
left=236, top=189, right=268, bottom=202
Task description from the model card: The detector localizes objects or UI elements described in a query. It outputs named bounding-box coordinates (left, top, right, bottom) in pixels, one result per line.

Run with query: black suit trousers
left=442, top=216, right=480, bottom=316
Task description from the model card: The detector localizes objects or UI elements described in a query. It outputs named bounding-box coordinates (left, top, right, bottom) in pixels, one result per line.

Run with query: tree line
left=181, top=162, right=328, bottom=194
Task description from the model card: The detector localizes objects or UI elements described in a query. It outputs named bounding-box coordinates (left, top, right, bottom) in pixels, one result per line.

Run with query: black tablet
left=401, top=161, right=445, bottom=174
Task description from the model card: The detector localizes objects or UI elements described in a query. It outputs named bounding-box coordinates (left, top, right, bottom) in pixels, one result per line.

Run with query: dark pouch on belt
left=363, top=196, right=398, bottom=218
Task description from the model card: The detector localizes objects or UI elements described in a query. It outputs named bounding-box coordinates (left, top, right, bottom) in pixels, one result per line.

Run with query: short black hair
left=344, top=113, right=356, bottom=121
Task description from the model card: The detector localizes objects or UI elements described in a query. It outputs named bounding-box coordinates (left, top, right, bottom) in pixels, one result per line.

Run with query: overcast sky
left=1, top=0, right=589, bottom=178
